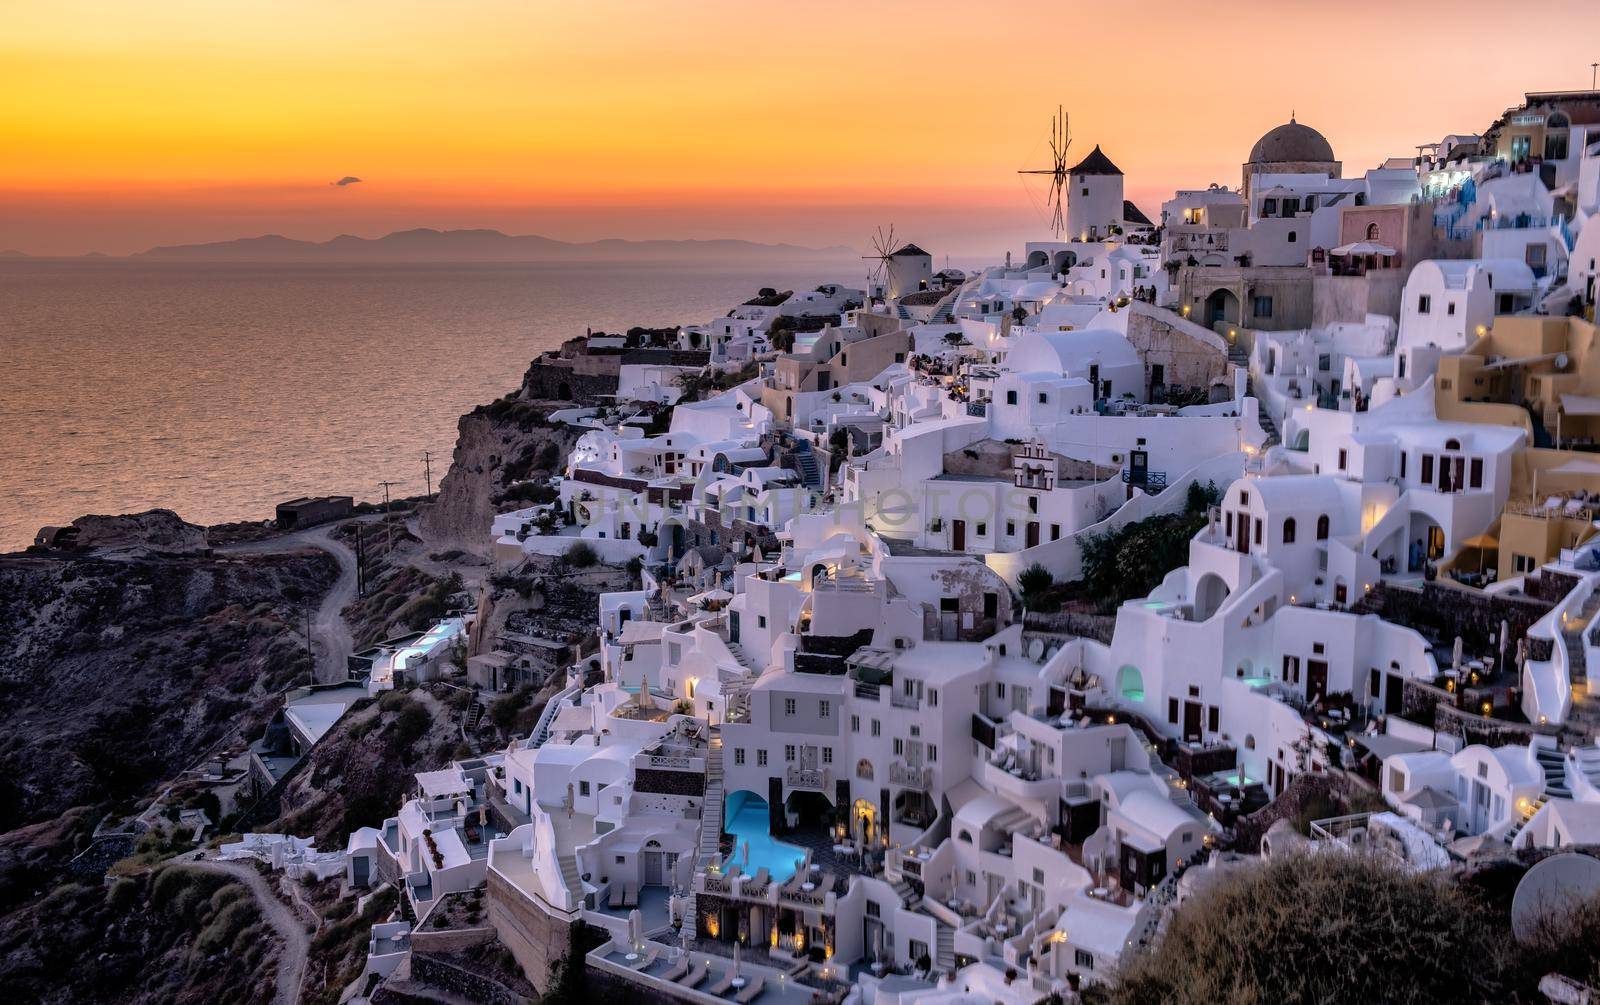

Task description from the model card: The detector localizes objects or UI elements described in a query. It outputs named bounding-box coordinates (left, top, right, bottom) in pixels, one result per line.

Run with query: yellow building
left=1435, top=314, right=1600, bottom=579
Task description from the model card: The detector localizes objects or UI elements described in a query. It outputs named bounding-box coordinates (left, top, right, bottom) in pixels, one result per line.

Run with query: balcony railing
left=890, top=690, right=921, bottom=710
left=890, top=762, right=932, bottom=788
left=785, top=766, right=825, bottom=790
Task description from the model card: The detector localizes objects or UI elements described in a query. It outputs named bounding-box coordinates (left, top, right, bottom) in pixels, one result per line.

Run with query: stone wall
left=520, top=356, right=620, bottom=405
left=486, top=869, right=574, bottom=995
left=634, top=767, right=705, bottom=797
left=1355, top=581, right=1551, bottom=656
left=407, top=954, right=529, bottom=1005
left=409, top=926, right=496, bottom=954
left=1231, top=771, right=1367, bottom=853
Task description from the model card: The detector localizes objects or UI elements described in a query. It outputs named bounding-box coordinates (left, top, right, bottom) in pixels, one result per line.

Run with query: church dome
left=1248, top=117, right=1335, bottom=164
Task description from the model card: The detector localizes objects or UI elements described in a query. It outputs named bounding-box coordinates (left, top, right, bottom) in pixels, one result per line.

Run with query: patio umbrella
left=629, top=908, right=642, bottom=949
left=1461, top=533, right=1499, bottom=572
left=1452, top=636, right=1463, bottom=671
left=733, top=937, right=741, bottom=978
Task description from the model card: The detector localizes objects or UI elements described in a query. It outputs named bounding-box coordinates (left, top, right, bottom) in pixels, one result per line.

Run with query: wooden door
left=1183, top=701, right=1202, bottom=742
left=951, top=519, right=966, bottom=551
left=1307, top=660, right=1329, bottom=703
left=1026, top=522, right=1040, bottom=548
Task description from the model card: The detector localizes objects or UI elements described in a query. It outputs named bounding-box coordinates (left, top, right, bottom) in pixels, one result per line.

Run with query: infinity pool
left=723, top=791, right=806, bottom=882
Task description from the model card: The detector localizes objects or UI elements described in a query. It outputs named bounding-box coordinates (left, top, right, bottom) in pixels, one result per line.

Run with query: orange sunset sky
left=3, top=0, right=1598, bottom=258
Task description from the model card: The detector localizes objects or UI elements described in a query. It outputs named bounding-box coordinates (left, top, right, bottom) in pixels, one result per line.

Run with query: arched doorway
left=852, top=798, right=878, bottom=847
left=557, top=381, right=572, bottom=400
left=1052, top=250, right=1078, bottom=274
left=1025, top=250, right=1050, bottom=270
left=1204, top=288, right=1240, bottom=327
left=1116, top=665, right=1145, bottom=703
left=1193, top=572, right=1231, bottom=621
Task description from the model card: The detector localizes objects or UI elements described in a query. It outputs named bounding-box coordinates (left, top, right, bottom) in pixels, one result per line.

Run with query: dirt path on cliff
left=187, top=859, right=310, bottom=1005
left=219, top=523, right=358, bottom=684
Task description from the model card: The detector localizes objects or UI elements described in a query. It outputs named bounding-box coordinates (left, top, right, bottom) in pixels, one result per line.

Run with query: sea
left=0, top=257, right=860, bottom=551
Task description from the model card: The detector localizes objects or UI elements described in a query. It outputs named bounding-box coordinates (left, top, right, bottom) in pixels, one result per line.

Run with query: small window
left=784, top=698, right=797, bottom=716
left=1253, top=296, right=1273, bottom=318
left=757, top=749, right=768, bottom=766
left=1338, top=448, right=1348, bottom=471
left=1288, top=230, right=1297, bottom=243
left=1283, top=518, right=1296, bottom=544
left=819, top=700, right=831, bottom=718
left=1417, top=295, right=1431, bottom=314
left=1038, top=392, right=1048, bottom=404
left=1316, top=514, right=1330, bottom=540
left=1366, top=223, right=1381, bottom=241
left=785, top=745, right=796, bottom=762
left=1006, top=390, right=1018, bottom=405
left=734, top=748, right=746, bottom=765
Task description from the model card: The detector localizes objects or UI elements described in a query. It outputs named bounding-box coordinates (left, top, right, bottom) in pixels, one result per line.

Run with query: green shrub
left=1018, top=564, right=1053, bottom=605
left=1102, top=852, right=1507, bottom=1005
left=566, top=542, right=599, bottom=568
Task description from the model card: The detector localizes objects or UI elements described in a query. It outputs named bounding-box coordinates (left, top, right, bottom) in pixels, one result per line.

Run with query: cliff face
left=0, top=542, right=337, bottom=826
left=418, top=397, right=579, bottom=552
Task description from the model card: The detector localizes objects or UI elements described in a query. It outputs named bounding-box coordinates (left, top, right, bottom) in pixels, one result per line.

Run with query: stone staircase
left=1563, top=593, right=1600, bottom=735
left=793, top=447, right=822, bottom=489
left=932, top=299, right=956, bottom=323
left=1535, top=744, right=1571, bottom=798
left=890, top=876, right=920, bottom=910
left=558, top=852, right=583, bottom=903
left=1507, top=793, right=1547, bottom=844
left=934, top=923, right=956, bottom=974
left=684, top=735, right=726, bottom=933
left=1576, top=744, right=1600, bottom=791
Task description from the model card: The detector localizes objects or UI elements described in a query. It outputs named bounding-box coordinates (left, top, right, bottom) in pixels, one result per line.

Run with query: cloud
left=331, top=176, right=363, bottom=187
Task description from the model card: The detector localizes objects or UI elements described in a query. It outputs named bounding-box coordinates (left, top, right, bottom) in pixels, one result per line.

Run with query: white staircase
left=934, top=923, right=956, bottom=973
left=684, top=734, right=725, bottom=934
left=1536, top=744, right=1571, bottom=799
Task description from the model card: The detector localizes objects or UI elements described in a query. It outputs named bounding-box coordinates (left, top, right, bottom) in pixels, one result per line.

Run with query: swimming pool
left=723, top=791, right=806, bottom=882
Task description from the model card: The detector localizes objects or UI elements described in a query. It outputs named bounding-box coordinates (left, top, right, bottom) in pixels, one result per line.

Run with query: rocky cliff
left=0, top=528, right=337, bottom=826
left=418, top=396, right=578, bottom=551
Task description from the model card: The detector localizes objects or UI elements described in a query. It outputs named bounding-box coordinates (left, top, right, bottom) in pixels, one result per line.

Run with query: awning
left=1560, top=394, right=1600, bottom=416
left=1331, top=241, right=1398, bottom=257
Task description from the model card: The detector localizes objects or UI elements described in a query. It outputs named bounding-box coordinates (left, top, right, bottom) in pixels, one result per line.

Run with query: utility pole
left=304, top=602, right=315, bottom=685
left=354, top=522, right=367, bottom=597
left=1592, top=63, right=1598, bottom=90
left=422, top=451, right=435, bottom=499
left=378, top=479, right=401, bottom=554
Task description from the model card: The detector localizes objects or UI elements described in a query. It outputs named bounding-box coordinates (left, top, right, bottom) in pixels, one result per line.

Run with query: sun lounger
left=707, top=970, right=736, bottom=996
left=622, top=883, right=639, bottom=908
left=681, top=959, right=711, bottom=988
left=734, top=975, right=766, bottom=1003
left=608, top=884, right=625, bottom=909
left=660, top=957, right=691, bottom=983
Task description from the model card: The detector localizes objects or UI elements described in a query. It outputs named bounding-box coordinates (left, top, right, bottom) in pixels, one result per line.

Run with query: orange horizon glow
left=4, top=0, right=1599, bottom=257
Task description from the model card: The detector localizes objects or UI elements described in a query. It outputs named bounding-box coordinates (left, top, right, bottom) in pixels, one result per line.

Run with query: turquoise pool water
left=723, top=791, right=806, bottom=882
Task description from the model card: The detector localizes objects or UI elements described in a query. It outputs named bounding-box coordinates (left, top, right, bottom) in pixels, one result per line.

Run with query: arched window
left=1365, top=223, right=1381, bottom=241
left=857, top=759, right=874, bottom=781
left=1444, top=438, right=1460, bottom=450
left=1316, top=514, right=1330, bottom=540
left=1283, top=518, right=1297, bottom=544
left=1244, top=734, right=1257, bottom=750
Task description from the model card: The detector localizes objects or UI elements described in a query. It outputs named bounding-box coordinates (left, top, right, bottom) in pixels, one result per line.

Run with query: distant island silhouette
left=124, top=227, right=856, bottom=262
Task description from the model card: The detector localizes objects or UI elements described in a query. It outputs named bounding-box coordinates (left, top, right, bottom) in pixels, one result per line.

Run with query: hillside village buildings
left=322, top=92, right=1600, bottom=1003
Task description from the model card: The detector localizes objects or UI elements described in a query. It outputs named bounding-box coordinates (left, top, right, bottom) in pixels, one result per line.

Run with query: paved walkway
left=186, top=858, right=310, bottom=1005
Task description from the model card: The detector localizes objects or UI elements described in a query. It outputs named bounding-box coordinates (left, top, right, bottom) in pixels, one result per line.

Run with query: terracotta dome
left=1248, top=117, right=1335, bottom=164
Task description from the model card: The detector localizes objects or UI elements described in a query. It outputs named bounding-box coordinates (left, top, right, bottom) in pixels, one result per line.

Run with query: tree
left=1012, top=305, right=1028, bottom=324
left=1099, top=852, right=1514, bottom=1005
left=565, top=541, right=599, bottom=568
left=1018, top=563, right=1053, bottom=606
